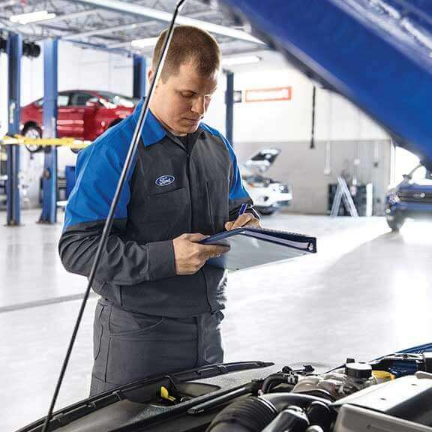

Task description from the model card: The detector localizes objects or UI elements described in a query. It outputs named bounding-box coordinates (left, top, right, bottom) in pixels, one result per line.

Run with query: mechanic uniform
left=59, top=99, right=257, bottom=395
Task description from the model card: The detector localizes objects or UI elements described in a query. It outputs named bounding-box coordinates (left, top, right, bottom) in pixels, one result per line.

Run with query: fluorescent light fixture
left=222, top=55, right=261, bottom=66
left=130, top=37, right=159, bottom=49
left=10, top=10, right=56, bottom=25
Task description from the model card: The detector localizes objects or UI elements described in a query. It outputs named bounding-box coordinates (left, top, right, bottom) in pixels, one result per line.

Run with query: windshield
left=409, top=164, right=432, bottom=184
left=97, top=91, right=138, bottom=108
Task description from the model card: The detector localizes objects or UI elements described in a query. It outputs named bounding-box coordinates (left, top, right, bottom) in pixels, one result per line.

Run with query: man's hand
left=173, top=233, right=230, bottom=275
left=225, top=212, right=261, bottom=231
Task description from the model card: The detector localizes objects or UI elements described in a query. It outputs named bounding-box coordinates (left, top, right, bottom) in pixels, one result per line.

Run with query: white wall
left=58, top=42, right=133, bottom=96
left=203, top=51, right=392, bottom=215
left=205, top=51, right=389, bottom=143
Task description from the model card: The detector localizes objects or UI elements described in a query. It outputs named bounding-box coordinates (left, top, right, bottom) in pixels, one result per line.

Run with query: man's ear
left=147, top=68, right=154, bottom=85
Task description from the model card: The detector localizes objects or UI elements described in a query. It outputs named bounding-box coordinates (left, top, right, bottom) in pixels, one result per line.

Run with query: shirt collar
left=132, top=98, right=206, bottom=146
left=132, top=98, right=167, bottom=147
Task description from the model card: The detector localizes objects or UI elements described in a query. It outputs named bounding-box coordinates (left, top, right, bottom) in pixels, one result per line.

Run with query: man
left=59, top=25, right=260, bottom=396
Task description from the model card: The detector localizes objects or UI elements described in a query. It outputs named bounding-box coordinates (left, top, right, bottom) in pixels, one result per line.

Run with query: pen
left=238, top=203, right=248, bottom=216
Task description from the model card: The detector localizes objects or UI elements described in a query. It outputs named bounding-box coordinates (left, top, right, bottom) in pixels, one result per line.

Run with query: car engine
left=206, top=353, right=432, bottom=432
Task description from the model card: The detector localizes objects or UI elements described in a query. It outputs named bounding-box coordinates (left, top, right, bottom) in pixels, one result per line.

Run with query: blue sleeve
left=64, top=140, right=130, bottom=230
left=59, top=125, right=176, bottom=285
left=219, top=135, right=250, bottom=200
left=218, top=134, right=259, bottom=221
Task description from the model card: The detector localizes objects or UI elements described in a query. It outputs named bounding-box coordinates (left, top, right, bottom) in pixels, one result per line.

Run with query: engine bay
left=206, top=352, right=432, bottom=432
left=20, top=350, right=432, bottom=432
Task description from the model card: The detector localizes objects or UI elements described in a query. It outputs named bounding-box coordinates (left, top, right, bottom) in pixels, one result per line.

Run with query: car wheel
left=22, top=125, right=43, bottom=153
left=386, top=215, right=405, bottom=232
left=257, top=207, right=277, bottom=216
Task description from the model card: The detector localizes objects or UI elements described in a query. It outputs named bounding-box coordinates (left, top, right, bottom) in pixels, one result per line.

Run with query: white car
left=241, top=148, right=292, bottom=215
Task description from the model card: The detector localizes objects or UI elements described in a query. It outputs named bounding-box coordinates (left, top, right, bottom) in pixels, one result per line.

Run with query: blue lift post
left=6, top=33, right=22, bottom=226
left=225, top=71, right=234, bottom=145
left=39, top=38, right=58, bottom=224
left=133, top=55, right=147, bottom=99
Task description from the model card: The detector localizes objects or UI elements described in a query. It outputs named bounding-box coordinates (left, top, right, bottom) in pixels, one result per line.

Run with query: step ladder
left=330, top=176, right=359, bottom=217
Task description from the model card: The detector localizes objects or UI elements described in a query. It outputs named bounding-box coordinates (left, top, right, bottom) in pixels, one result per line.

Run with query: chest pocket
left=206, top=177, right=230, bottom=233
left=146, top=187, right=190, bottom=241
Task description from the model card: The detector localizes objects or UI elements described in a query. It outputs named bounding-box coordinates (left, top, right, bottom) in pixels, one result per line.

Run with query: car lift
left=133, top=55, right=147, bottom=99
left=6, top=33, right=21, bottom=226
left=40, top=38, right=59, bottom=224
left=225, top=71, right=234, bottom=145
left=3, top=38, right=147, bottom=225
left=3, top=35, right=60, bottom=225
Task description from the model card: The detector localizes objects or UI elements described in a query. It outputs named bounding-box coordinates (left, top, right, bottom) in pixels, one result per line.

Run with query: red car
left=21, top=90, right=137, bottom=143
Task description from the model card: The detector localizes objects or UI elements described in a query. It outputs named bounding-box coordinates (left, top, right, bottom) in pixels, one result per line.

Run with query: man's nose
left=191, top=97, right=206, bottom=116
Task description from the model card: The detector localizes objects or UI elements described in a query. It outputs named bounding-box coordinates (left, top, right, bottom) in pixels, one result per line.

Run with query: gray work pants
left=90, top=298, right=224, bottom=396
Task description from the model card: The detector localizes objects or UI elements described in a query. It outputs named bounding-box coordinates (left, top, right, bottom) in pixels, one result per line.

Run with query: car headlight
left=387, top=189, right=400, bottom=204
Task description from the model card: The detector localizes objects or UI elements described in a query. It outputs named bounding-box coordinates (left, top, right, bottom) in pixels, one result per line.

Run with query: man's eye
left=181, top=93, right=194, bottom=98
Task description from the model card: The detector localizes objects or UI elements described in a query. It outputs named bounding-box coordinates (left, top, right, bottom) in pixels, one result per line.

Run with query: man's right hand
left=172, top=233, right=230, bottom=275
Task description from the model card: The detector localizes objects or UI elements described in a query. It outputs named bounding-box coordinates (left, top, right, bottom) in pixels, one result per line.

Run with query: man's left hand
left=225, top=212, right=261, bottom=231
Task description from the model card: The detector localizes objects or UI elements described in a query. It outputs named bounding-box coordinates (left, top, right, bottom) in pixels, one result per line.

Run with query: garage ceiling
left=0, top=0, right=265, bottom=56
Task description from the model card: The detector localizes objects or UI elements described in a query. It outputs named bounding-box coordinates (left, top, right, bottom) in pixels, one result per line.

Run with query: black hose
left=262, top=393, right=331, bottom=413
left=306, top=401, right=333, bottom=432
left=206, top=393, right=333, bottom=432
left=206, top=397, right=278, bottom=432
left=262, top=406, right=309, bottom=432
left=261, top=373, right=297, bottom=393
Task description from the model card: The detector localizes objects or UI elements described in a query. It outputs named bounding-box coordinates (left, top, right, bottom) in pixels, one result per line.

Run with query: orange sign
left=245, top=87, right=292, bottom=103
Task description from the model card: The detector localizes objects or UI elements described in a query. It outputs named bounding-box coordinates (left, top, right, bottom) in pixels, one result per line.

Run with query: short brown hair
left=152, top=25, right=221, bottom=81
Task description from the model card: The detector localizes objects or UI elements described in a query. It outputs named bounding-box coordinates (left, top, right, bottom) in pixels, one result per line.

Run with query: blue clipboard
left=200, top=227, right=317, bottom=271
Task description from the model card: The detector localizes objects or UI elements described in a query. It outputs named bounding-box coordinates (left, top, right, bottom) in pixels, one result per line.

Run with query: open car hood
left=243, top=148, right=281, bottom=174
left=219, top=0, right=432, bottom=167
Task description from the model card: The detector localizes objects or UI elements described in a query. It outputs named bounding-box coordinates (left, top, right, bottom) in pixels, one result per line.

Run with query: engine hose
left=306, top=401, right=333, bottom=432
left=206, top=393, right=333, bottom=432
left=261, top=373, right=297, bottom=394
left=206, top=396, right=278, bottom=432
left=262, top=393, right=332, bottom=413
left=262, top=406, right=309, bottom=432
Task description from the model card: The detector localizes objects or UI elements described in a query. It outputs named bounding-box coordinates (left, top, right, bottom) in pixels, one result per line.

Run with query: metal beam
left=63, top=20, right=154, bottom=41
left=64, top=10, right=219, bottom=44
left=133, top=55, right=147, bottom=99
left=225, top=71, right=234, bottom=145
left=6, top=33, right=21, bottom=226
left=39, top=38, right=58, bottom=224
left=74, top=0, right=264, bottom=44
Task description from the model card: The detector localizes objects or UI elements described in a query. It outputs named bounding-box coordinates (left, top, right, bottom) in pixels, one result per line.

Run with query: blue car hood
left=219, top=0, right=432, bottom=169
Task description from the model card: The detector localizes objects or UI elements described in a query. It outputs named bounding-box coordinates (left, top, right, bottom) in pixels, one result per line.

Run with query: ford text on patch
left=155, top=175, right=175, bottom=186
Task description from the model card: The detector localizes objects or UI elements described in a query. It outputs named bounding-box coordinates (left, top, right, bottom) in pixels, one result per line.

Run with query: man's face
left=149, top=60, right=219, bottom=136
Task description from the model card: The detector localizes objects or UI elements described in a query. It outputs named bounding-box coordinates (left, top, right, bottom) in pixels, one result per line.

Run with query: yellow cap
left=373, top=370, right=395, bottom=380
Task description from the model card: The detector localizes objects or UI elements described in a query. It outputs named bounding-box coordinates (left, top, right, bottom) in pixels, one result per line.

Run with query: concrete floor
left=1, top=209, right=432, bottom=431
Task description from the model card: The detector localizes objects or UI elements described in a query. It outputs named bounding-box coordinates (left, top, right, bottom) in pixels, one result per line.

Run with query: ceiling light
left=130, top=37, right=159, bottom=49
left=10, top=10, right=56, bottom=25
left=222, top=55, right=261, bottom=66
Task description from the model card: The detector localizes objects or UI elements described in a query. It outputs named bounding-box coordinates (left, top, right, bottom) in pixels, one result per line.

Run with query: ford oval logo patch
left=155, top=175, right=175, bottom=187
